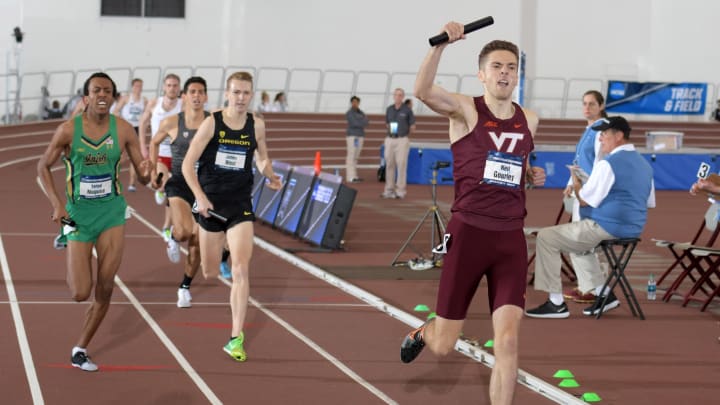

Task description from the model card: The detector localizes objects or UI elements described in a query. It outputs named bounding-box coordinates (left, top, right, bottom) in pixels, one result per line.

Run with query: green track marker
left=581, top=392, right=601, bottom=402
left=553, top=369, right=574, bottom=378
left=558, top=379, right=580, bottom=388
left=483, top=339, right=494, bottom=348
left=413, top=304, right=430, bottom=312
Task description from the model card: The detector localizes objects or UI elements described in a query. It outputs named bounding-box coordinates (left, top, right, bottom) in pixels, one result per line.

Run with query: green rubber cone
left=558, top=379, right=580, bottom=388
left=553, top=370, right=574, bottom=378
left=413, top=304, right=430, bottom=312
left=483, top=339, right=494, bottom=348
left=426, top=312, right=437, bottom=320
left=581, top=392, right=601, bottom=402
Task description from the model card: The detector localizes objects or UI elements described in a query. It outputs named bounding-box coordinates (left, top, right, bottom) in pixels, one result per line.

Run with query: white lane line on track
left=130, top=207, right=398, bottom=405
left=0, top=130, right=54, bottom=139
left=22, top=146, right=573, bottom=403
left=2, top=232, right=157, bottom=238
left=0, top=154, right=42, bottom=169
left=131, top=205, right=580, bottom=404
left=221, top=278, right=399, bottom=405
left=1, top=300, right=372, bottom=308
left=0, top=143, right=50, bottom=152
left=250, top=238, right=585, bottom=405
left=112, top=276, right=222, bottom=404
left=0, top=234, right=45, bottom=405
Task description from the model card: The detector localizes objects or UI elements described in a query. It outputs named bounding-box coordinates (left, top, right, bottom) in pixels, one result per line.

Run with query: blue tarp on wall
left=402, top=146, right=718, bottom=191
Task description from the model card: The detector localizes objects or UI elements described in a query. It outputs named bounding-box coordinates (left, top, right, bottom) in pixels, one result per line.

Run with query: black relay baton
left=428, top=16, right=494, bottom=46
left=207, top=209, right=228, bottom=223
left=191, top=201, right=228, bottom=223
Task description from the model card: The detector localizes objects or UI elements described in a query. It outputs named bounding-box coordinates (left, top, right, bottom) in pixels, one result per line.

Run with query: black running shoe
left=71, top=351, right=98, bottom=372
left=525, top=300, right=570, bottom=319
left=400, top=325, right=426, bottom=363
left=583, top=292, right=620, bottom=316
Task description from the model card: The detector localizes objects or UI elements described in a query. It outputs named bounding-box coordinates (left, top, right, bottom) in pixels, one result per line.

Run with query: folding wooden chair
left=679, top=247, right=720, bottom=311
left=652, top=204, right=720, bottom=300
left=526, top=197, right=576, bottom=285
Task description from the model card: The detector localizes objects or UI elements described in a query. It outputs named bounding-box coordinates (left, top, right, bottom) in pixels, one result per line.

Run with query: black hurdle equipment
left=428, top=16, right=494, bottom=46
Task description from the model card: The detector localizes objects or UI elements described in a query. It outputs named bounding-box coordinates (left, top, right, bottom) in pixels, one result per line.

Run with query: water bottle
left=647, top=274, right=657, bottom=301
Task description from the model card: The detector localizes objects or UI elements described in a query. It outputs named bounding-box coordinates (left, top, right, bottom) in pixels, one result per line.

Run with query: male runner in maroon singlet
left=399, top=22, right=546, bottom=405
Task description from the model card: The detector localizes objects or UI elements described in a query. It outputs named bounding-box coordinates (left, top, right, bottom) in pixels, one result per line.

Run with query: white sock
left=594, top=286, right=610, bottom=296
left=72, top=346, right=86, bottom=356
left=549, top=293, right=564, bottom=306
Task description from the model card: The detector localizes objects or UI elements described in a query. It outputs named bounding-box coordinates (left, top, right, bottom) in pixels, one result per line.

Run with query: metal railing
left=2, top=65, right=719, bottom=124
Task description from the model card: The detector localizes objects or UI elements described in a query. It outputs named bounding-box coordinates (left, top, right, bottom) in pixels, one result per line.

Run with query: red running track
left=1, top=123, right=719, bottom=404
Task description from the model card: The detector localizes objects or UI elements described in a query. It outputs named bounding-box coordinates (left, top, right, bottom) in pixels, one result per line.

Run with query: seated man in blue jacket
left=526, top=116, right=655, bottom=318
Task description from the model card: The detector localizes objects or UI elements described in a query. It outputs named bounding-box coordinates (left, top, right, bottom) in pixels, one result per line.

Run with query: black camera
left=432, top=161, right=450, bottom=170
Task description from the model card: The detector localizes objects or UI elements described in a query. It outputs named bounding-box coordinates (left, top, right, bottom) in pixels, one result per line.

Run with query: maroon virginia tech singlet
left=450, top=96, right=534, bottom=231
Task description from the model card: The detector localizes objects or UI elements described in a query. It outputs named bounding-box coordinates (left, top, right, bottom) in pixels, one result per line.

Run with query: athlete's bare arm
left=138, top=98, right=158, bottom=157
left=149, top=115, right=178, bottom=186
left=415, top=22, right=478, bottom=143
left=117, top=118, right=151, bottom=185
left=112, top=94, right=129, bottom=115
left=182, top=115, right=215, bottom=217
left=521, top=108, right=546, bottom=187
left=523, top=108, right=539, bottom=138
left=253, top=117, right=281, bottom=190
left=37, top=121, right=74, bottom=224
left=71, top=99, right=86, bottom=117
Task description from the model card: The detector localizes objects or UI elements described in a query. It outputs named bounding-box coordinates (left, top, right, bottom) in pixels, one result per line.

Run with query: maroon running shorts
left=435, top=217, right=528, bottom=319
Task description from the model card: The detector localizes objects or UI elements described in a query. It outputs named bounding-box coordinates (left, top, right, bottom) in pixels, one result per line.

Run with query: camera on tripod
left=432, top=161, right=450, bottom=170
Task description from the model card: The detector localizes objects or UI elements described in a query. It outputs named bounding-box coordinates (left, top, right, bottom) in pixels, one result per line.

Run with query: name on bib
left=215, top=145, right=247, bottom=171
left=79, top=174, right=113, bottom=199
left=483, top=151, right=523, bottom=188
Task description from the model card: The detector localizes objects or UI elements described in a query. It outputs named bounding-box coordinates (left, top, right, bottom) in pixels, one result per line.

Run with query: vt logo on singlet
left=488, top=132, right=524, bottom=153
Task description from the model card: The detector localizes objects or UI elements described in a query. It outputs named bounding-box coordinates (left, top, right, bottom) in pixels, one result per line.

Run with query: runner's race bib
left=215, top=145, right=247, bottom=171
left=79, top=174, right=112, bottom=199
left=483, top=151, right=523, bottom=188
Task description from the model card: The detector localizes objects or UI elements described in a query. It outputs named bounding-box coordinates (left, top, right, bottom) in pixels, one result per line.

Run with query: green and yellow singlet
left=63, top=114, right=123, bottom=204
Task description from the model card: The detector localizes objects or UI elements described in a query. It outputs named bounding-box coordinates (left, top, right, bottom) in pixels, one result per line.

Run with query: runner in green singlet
left=37, top=72, right=151, bottom=372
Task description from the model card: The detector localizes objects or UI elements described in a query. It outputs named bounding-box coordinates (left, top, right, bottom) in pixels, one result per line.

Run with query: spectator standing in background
left=382, top=88, right=415, bottom=199
left=345, top=95, right=369, bottom=183
left=560, top=90, right=609, bottom=304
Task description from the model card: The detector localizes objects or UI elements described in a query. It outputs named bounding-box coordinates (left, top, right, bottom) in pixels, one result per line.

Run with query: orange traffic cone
left=313, top=151, right=322, bottom=175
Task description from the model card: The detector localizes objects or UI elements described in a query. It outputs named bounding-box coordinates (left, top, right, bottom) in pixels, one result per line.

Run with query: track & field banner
left=605, top=80, right=707, bottom=115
